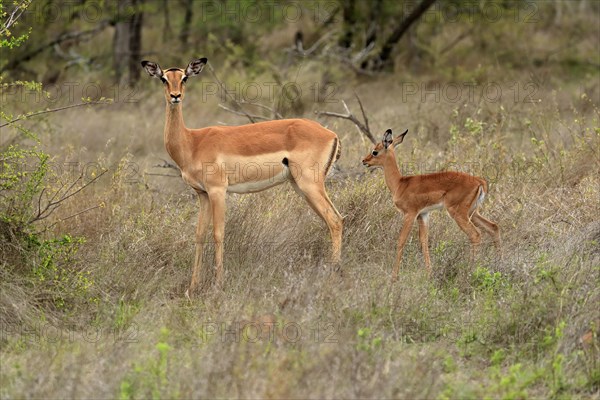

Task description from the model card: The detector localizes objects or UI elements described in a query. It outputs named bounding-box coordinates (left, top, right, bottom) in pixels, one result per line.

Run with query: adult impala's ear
left=185, top=58, right=207, bottom=77
left=141, top=60, right=163, bottom=78
left=383, top=129, right=394, bottom=149
left=394, top=129, right=408, bottom=145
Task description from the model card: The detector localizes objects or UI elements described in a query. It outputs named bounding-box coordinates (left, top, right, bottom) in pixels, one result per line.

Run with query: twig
left=0, top=100, right=111, bottom=128
left=354, top=92, right=371, bottom=135
left=1, top=20, right=111, bottom=73
left=34, top=203, right=104, bottom=235
left=207, top=63, right=257, bottom=124
left=145, top=172, right=181, bottom=178
left=439, top=28, right=473, bottom=56
left=317, top=99, right=377, bottom=144
left=28, top=169, right=108, bottom=224
left=217, top=104, right=270, bottom=121
left=0, top=0, right=31, bottom=36
left=153, top=158, right=179, bottom=171
left=239, top=100, right=283, bottom=119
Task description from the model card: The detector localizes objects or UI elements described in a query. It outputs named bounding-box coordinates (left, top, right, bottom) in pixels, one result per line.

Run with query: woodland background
left=1, top=0, right=599, bottom=398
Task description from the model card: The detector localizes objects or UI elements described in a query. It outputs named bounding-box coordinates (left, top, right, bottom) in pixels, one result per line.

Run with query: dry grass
left=1, top=5, right=600, bottom=399
left=2, top=80, right=598, bottom=398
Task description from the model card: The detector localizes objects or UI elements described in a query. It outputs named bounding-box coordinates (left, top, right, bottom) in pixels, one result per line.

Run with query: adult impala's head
left=362, top=128, right=408, bottom=168
left=141, top=58, right=207, bottom=105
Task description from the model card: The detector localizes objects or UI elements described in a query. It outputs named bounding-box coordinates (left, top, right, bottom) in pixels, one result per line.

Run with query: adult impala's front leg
left=392, top=212, right=417, bottom=282
left=208, top=188, right=226, bottom=288
left=187, top=191, right=211, bottom=297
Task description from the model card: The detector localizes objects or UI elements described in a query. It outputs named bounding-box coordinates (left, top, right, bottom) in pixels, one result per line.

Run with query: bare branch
left=218, top=104, right=270, bottom=121
left=207, top=63, right=257, bottom=124
left=439, top=28, right=474, bottom=56
left=153, top=158, right=179, bottom=171
left=145, top=172, right=181, bottom=178
left=355, top=92, right=371, bottom=134
left=28, top=169, right=108, bottom=224
left=239, top=100, right=283, bottom=119
left=0, top=100, right=112, bottom=128
left=34, top=203, right=105, bottom=235
left=0, top=0, right=31, bottom=36
left=316, top=99, right=376, bottom=144
left=1, top=20, right=111, bottom=73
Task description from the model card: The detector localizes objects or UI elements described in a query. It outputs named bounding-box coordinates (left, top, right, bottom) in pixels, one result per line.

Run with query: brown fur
left=362, top=132, right=501, bottom=281
left=142, top=60, right=343, bottom=295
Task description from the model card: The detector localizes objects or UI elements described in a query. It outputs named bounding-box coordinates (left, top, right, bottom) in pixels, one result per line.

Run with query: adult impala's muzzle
left=170, top=93, right=181, bottom=104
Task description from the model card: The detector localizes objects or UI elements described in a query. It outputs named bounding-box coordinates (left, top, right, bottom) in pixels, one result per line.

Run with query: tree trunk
left=339, top=0, right=356, bottom=49
left=163, top=0, right=172, bottom=42
left=128, top=0, right=143, bottom=85
left=375, top=0, right=437, bottom=70
left=113, top=0, right=132, bottom=85
left=179, top=0, right=193, bottom=49
left=113, top=0, right=144, bottom=86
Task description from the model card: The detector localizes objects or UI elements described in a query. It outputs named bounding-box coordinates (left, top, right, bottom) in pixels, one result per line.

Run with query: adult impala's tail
left=469, top=183, right=487, bottom=219
left=324, top=137, right=341, bottom=177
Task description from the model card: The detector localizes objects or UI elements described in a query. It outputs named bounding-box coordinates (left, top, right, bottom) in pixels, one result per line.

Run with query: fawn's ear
left=141, top=60, right=163, bottom=78
left=394, top=129, right=408, bottom=145
left=383, top=129, right=394, bottom=149
left=185, top=58, right=207, bottom=76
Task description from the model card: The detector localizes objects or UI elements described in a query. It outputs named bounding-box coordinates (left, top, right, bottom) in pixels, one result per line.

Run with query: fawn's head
left=141, top=58, right=207, bottom=105
left=362, top=129, right=408, bottom=167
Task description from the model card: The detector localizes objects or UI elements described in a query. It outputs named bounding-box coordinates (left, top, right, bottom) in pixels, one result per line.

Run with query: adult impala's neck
left=164, top=103, right=189, bottom=168
left=383, top=149, right=403, bottom=197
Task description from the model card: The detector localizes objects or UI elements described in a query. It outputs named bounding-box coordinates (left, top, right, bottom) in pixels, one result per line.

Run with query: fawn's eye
left=160, top=76, right=167, bottom=84
left=182, top=76, right=188, bottom=83
left=371, top=150, right=378, bottom=156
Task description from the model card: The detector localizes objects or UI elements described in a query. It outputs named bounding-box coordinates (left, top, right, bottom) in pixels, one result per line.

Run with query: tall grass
left=1, top=81, right=598, bottom=398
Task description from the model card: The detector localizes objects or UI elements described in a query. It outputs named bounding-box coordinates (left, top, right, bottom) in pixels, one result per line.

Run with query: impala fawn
left=362, top=129, right=501, bottom=281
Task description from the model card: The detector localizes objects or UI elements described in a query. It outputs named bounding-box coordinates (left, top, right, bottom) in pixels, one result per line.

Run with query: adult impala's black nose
left=170, top=93, right=181, bottom=103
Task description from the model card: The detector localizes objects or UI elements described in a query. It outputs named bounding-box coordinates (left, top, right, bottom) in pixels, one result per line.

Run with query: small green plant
left=472, top=266, right=507, bottom=293
left=443, top=355, right=457, bottom=373
left=490, top=349, right=506, bottom=366
left=357, top=327, right=383, bottom=354
left=118, top=328, right=173, bottom=400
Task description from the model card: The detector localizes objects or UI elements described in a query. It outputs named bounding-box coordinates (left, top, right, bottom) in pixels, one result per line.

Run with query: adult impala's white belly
left=227, top=167, right=290, bottom=194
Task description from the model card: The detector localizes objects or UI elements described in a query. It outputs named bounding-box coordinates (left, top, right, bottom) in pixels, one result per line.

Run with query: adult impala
left=141, top=58, right=343, bottom=295
left=362, top=129, right=500, bottom=281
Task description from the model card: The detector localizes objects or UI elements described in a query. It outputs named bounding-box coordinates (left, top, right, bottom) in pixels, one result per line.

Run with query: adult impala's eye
left=160, top=76, right=167, bottom=84
left=372, top=150, right=378, bottom=156
left=182, top=76, right=188, bottom=83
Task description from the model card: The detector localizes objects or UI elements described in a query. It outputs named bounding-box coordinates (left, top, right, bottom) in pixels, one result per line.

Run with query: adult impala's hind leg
left=187, top=191, right=212, bottom=297
left=472, top=211, right=501, bottom=258
left=448, top=207, right=482, bottom=263
left=417, top=214, right=432, bottom=276
left=292, top=179, right=343, bottom=263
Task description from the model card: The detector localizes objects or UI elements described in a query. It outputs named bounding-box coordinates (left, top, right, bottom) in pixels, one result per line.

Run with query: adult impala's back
left=141, top=58, right=343, bottom=296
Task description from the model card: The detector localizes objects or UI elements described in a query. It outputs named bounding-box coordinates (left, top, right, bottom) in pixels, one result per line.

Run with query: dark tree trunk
left=360, top=0, right=382, bottom=69
left=339, top=0, right=356, bottom=49
left=179, top=0, right=193, bottom=49
left=113, top=0, right=144, bottom=86
left=375, top=0, right=437, bottom=70
left=113, top=0, right=132, bottom=85
left=128, top=0, right=143, bottom=85
left=366, top=0, right=383, bottom=48
left=163, top=0, right=172, bottom=42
